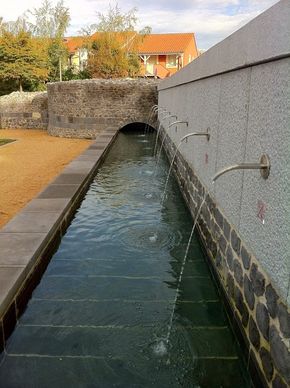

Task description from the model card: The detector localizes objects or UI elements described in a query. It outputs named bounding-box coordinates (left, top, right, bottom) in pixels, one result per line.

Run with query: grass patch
left=0, top=139, right=15, bottom=147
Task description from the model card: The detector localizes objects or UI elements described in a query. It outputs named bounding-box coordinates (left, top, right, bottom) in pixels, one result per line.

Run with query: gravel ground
left=0, top=129, right=91, bottom=228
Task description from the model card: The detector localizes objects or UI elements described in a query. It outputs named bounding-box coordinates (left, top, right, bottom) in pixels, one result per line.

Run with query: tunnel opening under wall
left=120, top=122, right=156, bottom=133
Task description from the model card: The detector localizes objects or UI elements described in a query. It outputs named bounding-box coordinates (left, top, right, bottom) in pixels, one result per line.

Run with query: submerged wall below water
left=158, top=0, right=290, bottom=386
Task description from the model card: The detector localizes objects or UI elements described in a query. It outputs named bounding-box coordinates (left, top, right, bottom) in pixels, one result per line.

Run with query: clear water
left=0, top=130, right=251, bottom=387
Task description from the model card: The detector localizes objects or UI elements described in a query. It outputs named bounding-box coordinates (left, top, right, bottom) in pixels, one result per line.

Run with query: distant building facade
left=138, top=33, right=199, bottom=78
left=64, top=32, right=199, bottom=79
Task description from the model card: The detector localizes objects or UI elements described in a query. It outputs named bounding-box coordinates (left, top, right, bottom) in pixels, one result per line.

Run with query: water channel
left=0, top=128, right=251, bottom=387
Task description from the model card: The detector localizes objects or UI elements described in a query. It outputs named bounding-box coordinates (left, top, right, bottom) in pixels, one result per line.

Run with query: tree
left=26, top=0, right=70, bottom=81
left=27, top=0, right=70, bottom=39
left=88, top=34, right=130, bottom=78
left=0, top=30, right=48, bottom=91
left=96, top=4, right=138, bottom=33
left=85, top=4, right=151, bottom=78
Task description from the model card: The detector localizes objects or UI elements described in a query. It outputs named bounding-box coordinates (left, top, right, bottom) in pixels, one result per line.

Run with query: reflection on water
left=0, top=130, right=251, bottom=387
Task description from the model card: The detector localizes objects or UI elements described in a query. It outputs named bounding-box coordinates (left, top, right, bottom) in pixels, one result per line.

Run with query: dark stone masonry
left=0, top=92, right=48, bottom=129
left=47, top=79, right=158, bottom=138
left=0, top=79, right=158, bottom=137
left=160, top=125, right=290, bottom=388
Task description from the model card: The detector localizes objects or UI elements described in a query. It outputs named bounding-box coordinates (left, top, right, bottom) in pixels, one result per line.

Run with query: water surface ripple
left=0, top=130, right=251, bottom=387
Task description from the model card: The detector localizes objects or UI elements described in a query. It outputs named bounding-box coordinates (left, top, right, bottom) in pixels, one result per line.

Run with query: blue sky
left=1, top=0, right=279, bottom=49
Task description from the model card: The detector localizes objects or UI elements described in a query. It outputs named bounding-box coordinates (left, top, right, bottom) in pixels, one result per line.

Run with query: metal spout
left=180, top=129, right=210, bottom=143
left=153, top=106, right=166, bottom=113
left=161, top=113, right=177, bottom=121
left=181, top=129, right=210, bottom=143
left=168, top=121, right=189, bottom=131
left=213, top=154, right=271, bottom=182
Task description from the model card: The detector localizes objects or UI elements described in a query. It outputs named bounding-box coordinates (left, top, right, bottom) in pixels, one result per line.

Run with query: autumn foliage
left=87, top=33, right=140, bottom=79
left=0, top=30, right=48, bottom=91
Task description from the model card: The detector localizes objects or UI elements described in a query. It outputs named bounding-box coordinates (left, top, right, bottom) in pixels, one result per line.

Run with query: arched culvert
left=120, top=122, right=155, bottom=133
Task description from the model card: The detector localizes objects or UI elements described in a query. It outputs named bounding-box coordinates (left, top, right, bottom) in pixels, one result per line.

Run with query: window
left=166, top=55, right=177, bottom=68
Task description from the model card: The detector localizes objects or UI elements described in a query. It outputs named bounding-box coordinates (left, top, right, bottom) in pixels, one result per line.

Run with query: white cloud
left=0, top=0, right=280, bottom=48
left=0, top=0, right=40, bottom=20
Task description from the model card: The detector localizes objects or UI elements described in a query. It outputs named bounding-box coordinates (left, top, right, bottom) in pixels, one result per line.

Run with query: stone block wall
left=47, top=79, right=158, bottom=138
left=0, top=92, right=48, bottom=129
left=157, top=1, right=290, bottom=386
left=161, top=128, right=290, bottom=387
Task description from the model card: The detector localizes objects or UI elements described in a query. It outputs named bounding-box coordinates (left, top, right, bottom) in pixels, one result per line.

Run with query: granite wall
left=47, top=79, right=158, bottom=138
left=160, top=129, right=289, bottom=387
left=0, top=92, right=48, bottom=129
left=158, top=1, right=290, bottom=386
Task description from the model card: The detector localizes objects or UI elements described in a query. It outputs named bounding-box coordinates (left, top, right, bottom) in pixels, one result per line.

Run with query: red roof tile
left=64, top=32, right=197, bottom=56
left=138, top=33, right=195, bottom=54
left=64, top=36, right=86, bottom=53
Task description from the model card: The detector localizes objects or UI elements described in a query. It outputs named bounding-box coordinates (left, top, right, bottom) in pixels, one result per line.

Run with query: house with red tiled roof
left=138, top=33, right=199, bottom=78
left=64, top=36, right=89, bottom=71
left=64, top=32, right=199, bottom=79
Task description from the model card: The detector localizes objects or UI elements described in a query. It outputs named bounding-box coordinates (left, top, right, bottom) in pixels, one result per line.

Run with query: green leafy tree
left=88, top=34, right=129, bottom=78
left=26, top=0, right=70, bottom=81
left=0, top=30, right=48, bottom=91
left=86, top=3, right=151, bottom=78
left=0, top=0, right=70, bottom=86
left=62, top=67, right=90, bottom=81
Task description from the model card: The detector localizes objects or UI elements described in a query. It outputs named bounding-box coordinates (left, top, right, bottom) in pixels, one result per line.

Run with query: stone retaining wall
left=0, top=92, right=48, bottom=129
left=47, top=79, right=158, bottom=138
left=158, top=2, right=290, bottom=385
left=161, top=128, right=290, bottom=387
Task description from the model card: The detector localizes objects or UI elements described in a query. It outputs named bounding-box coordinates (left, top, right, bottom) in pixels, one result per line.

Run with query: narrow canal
left=0, top=129, right=251, bottom=387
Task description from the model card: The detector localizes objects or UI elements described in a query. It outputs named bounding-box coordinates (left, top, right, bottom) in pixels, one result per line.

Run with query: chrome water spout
left=213, top=154, right=271, bottom=182
left=168, top=121, right=188, bottom=132
left=182, top=129, right=210, bottom=143
left=153, top=106, right=165, bottom=113
left=145, top=105, right=161, bottom=133
left=161, top=113, right=177, bottom=121
left=160, top=130, right=211, bottom=207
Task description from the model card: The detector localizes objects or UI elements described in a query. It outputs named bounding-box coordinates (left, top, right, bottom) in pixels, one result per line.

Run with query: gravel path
left=0, top=129, right=91, bottom=228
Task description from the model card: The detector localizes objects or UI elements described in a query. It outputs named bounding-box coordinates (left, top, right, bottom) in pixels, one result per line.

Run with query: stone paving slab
left=23, top=198, right=70, bottom=213
left=81, top=149, right=103, bottom=157
left=0, top=212, right=60, bottom=234
left=52, top=173, right=87, bottom=185
left=38, top=184, right=80, bottom=199
left=65, top=160, right=96, bottom=170
left=61, top=163, right=97, bottom=175
left=0, top=268, right=25, bottom=314
left=0, top=233, right=47, bottom=267
left=75, top=154, right=100, bottom=162
left=88, top=144, right=106, bottom=150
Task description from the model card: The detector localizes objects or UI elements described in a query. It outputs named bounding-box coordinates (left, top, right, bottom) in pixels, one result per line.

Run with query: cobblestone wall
left=47, top=79, right=158, bottom=138
left=160, top=127, right=290, bottom=387
left=0, top=92, right=48, bottom=129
